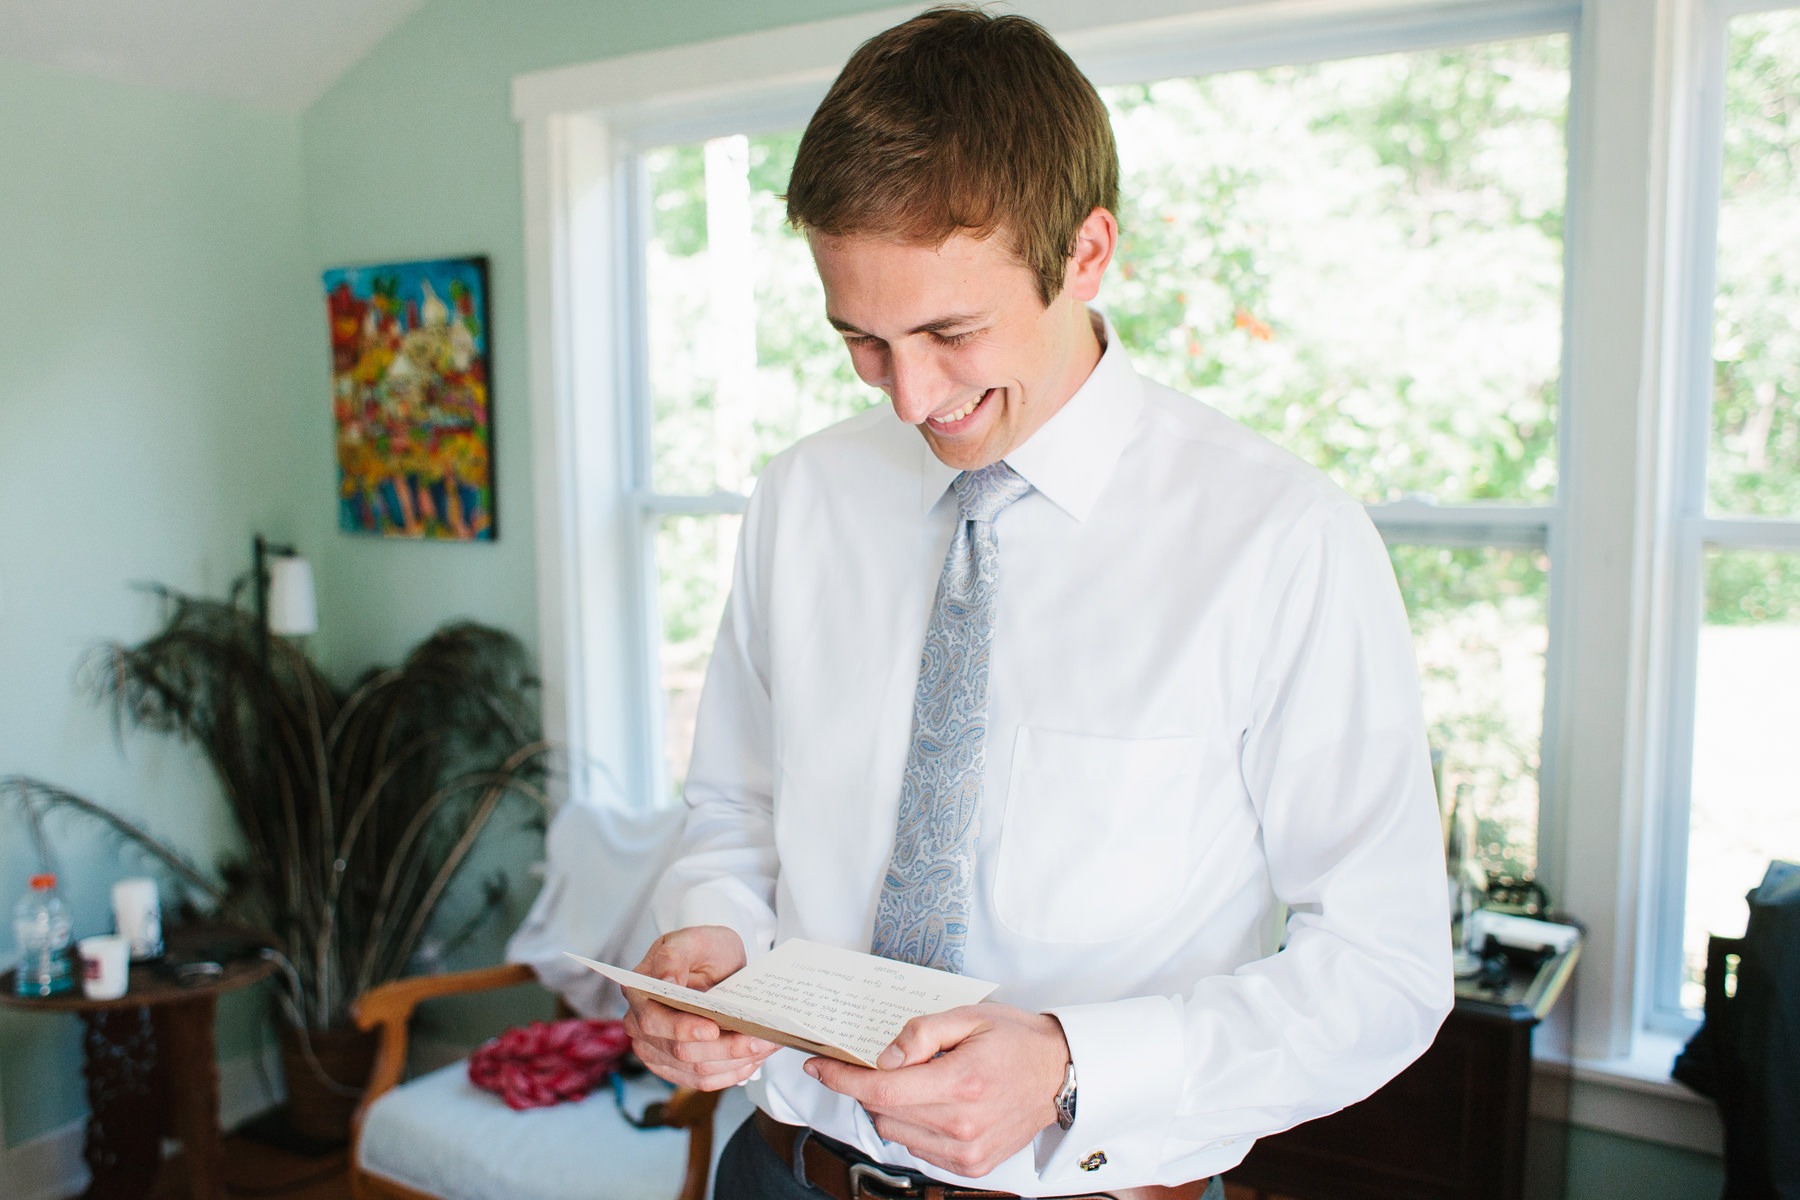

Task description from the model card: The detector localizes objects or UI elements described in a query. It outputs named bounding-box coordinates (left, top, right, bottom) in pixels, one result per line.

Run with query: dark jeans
left=713, top=1115, right=1226, bottom=1200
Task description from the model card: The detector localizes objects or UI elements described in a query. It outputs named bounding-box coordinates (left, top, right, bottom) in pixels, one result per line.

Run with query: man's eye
left=842, top=334, right=881, bottom=348
left=932, top=331, right=975, bottom=348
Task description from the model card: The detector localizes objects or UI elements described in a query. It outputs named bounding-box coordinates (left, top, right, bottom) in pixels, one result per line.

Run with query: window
left=1100, top=39, right=1568, bottom=882
left=517, top=0, right=1697, bottom=1082
left=633, top=129, right=865, bottom=799
left=621, top=29, right=1572, bottom=865
left=1654, top=3, right=1800, bottom=1022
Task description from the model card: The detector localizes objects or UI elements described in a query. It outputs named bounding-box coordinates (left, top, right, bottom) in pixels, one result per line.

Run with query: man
left=623, top=8, right=1452, bottom=1199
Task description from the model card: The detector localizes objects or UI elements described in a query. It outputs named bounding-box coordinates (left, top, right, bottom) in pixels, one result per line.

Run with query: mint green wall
left=1, top=0, right=903, bottom=1157
left=293, top=0, right=903, bottom=1050
left=298, top=0, right=897, bottom=680
left=0, top=60, right=316, bottom=1147
left=1562, top=1127, right=1724, bottom=1199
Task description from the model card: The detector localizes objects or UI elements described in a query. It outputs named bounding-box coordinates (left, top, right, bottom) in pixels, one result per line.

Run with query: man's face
left=809, top=225, right=1106, bottom=471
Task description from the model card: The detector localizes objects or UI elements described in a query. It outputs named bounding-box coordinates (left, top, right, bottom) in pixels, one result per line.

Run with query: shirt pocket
left=992, top=727, right=1204, bottom=944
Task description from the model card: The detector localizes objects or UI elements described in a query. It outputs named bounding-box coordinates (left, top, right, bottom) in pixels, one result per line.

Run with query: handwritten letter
left=567, top=939, right=996, bottom=1067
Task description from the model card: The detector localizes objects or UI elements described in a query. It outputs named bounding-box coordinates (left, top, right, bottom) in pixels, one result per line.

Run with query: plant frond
left=33, top=584, right=551, bottom=1031
left=0, top=775, right=236, bottom=915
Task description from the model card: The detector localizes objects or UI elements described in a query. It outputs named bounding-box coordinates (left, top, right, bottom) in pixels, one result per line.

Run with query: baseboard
left=1, top=1044, right=286, bottom=1200
left=220, top=1042, right=287, bottom=1130
left=1532, top=1050, right=1723, bottom=1157
left=1, top=1117, right=85, bottom=1200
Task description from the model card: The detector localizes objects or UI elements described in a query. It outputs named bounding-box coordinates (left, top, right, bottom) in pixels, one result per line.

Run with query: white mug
left=78, top=935, right=130, bottom=1000
left=111, top=878, right=163, bottom=961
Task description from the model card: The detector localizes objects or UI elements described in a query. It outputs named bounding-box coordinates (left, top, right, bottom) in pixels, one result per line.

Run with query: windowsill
left=1531, top=1029, right=1723, bottom=1156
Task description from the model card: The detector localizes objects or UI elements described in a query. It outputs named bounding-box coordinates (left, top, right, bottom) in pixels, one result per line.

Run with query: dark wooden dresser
left=1224, top=936, right=1579, bottom=1200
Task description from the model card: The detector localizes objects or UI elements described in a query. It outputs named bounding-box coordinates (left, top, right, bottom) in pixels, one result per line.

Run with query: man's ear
left=1063, top=207, right=1119, bottom=304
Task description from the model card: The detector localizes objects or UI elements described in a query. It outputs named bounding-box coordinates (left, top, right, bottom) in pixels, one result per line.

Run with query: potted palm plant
left=3, top=585, right=549, bottom=1143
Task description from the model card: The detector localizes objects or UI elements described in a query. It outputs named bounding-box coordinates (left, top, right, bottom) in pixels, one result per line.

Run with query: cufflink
left=1080, top=1151, right=1107, bottom=1172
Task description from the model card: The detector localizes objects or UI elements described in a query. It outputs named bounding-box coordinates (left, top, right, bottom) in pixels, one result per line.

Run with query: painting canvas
left=325, top=255, right=494, bottom=541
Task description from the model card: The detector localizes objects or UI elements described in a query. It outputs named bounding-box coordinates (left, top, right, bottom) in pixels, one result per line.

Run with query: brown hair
left=785, top=5, right=1119, bottom=305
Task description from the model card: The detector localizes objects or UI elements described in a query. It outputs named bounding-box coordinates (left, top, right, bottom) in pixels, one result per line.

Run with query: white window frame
left=513, top=0, right=1698, bottom=1096
left=1646, top=0, right=1800, bottom=1033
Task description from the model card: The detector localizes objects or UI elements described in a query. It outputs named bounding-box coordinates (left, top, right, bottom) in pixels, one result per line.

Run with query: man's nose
left=886, top=345, right=950, bottom=425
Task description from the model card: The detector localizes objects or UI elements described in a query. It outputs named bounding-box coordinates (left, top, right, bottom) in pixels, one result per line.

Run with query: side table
left=1225, top=929, right=1581, bottom=1200
left=0, top=937, right=275, bottom=1200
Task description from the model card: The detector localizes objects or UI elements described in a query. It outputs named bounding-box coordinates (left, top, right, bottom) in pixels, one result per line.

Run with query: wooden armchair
left=349, top=962, right=728, bottom=1200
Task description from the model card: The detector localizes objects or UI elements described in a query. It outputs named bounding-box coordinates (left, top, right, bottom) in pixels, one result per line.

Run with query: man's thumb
left=878, top=1007, right=982, bottom=1069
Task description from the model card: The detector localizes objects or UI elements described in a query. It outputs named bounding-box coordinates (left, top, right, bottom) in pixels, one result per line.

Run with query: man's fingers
left=623, top=991, right=776, bottom=1052
left=620, top=926, right=764, bottom=1091
left=876, top=1006, right=988, bottom=1069
left=807, top=1052, right=965, bottom=1110
left=805, top=1003, right=1070, bottom=1175
left=623, top=991, right=721, bottom=1042
left=667, top=1031, right=776, bottom=1064
left=634, top=1039, right=768, bottom=1090
left=864, top=1108, right=1015, bottom=1179
left=633, top=937, right=702, bottom=989
left=627, top=925, right=748, bottom=993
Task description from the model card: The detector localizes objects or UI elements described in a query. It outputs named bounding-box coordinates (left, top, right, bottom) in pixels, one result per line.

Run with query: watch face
left=1056, top=1062, right=1078, bottom=1130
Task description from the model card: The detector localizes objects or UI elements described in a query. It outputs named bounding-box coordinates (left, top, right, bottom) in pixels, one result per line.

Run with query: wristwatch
left=1054, top=1060, right=1078, bottom=1130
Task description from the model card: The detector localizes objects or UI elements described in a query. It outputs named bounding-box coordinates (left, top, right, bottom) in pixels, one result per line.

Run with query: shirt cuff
left=671, top=880, right=778, bottom=967
left=1039, top=996, right=1185, bottom=1188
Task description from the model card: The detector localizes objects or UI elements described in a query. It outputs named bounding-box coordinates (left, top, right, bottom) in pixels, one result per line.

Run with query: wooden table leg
left=152, top=993, right=225, bottom=1200
left=78, top=1007, right=161, bottom=1200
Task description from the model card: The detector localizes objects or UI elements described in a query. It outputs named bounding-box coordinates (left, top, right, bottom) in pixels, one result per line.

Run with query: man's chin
left=919, top=427, right=1004, bottom=472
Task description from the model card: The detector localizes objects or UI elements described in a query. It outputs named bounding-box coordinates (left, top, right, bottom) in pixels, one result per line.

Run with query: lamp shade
left=267, top=557, right=318, bottom=635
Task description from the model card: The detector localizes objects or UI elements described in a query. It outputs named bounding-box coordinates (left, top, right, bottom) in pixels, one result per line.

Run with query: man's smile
left=926, top=388, right=997, bottom=431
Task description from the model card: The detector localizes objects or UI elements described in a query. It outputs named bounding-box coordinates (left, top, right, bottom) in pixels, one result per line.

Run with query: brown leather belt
left=752, top=1110, right=1211, bottom=1200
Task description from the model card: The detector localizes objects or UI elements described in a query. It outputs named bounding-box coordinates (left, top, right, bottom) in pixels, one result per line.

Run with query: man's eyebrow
left=827, top=313, right=987, bottom=337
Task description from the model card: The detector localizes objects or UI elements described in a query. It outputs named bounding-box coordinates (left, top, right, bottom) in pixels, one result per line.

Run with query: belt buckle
left=848, top=1161, right=918, bottom=1199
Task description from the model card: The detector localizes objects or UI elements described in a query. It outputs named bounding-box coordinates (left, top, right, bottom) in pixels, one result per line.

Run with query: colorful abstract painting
left=324, top=256, right=494, bottom=540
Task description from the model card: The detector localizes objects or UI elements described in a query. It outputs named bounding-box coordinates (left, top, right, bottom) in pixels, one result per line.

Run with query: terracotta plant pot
left=276, top=1021, right=379, bottom=1146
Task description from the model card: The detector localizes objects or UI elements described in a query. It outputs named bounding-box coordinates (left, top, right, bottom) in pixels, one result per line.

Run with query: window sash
left=618, top=18, right=1575, bottom=831
left=521, top=0, right=1661, bottom=1049
left=1649, top=0, right=1800, bottom=1028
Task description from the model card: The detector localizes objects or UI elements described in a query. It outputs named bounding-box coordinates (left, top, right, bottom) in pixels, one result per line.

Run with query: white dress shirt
left=654, top=317, right=1454, bottom=1194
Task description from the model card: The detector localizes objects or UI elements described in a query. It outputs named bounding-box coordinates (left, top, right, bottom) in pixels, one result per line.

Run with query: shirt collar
left=918, top=310, right=1144, bottom=521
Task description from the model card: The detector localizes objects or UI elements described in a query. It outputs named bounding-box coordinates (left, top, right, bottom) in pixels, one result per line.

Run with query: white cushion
left=358, top=1062, right=754, bottom=1200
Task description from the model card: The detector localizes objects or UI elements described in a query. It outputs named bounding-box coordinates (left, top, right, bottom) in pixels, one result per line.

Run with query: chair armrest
left=651, top=1087, right=724, bottom=1200
left=644, top=1083, right=721, bottom=1131
left=352, top=962, right=537, bottom=1111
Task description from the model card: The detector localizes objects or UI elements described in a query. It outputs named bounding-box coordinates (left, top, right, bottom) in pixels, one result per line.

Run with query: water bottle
left=12, top=874, right=75, bottom=997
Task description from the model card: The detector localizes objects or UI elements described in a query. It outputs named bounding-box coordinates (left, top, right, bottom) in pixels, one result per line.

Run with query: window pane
left=656, top=512, right=742, bottom=801
left=644, top=133, right=876, bottom=496
left=1709, top=12, right=1800, bottom=517
left=1682, top=549, right=1800, bottom=1007
left=1102, top=36, right=1568, bottom=505
left=1389, top=545, right=1549, bottom=882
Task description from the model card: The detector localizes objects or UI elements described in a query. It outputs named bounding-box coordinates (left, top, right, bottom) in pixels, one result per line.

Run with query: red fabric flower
left=467, top=1018, right=633, bottom=1111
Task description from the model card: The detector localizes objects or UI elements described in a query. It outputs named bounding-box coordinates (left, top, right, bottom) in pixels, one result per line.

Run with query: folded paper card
left=566, top=938, right=997, bottom=1068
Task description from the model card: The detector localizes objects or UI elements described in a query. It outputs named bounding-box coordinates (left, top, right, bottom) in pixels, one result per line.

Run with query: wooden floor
left=145, top=1134, right=352, bottom=1200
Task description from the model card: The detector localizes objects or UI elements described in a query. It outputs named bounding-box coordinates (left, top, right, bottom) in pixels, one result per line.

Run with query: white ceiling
left=0, top=0, right=432, bottom=111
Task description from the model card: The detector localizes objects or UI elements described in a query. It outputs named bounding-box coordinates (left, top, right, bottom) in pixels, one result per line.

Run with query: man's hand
left=621, top=925, right=779, bottom=1090
left=805, top=1003, right=1070, bottom=1178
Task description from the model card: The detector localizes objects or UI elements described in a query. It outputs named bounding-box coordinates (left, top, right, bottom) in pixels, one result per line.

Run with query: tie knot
left=953, top=462, right=1032, bottom=524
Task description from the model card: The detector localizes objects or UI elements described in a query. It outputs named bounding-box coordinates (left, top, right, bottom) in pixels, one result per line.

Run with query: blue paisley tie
left=871, top=461, right=1033, bottom=973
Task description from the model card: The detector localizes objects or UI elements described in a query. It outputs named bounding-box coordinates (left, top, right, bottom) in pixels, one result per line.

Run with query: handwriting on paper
left=567, top=939, right=996, bottom=1067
